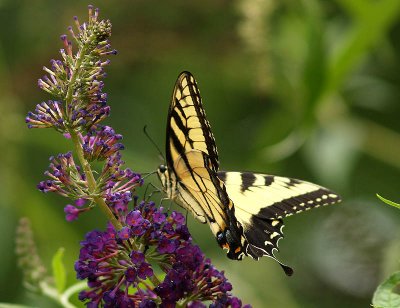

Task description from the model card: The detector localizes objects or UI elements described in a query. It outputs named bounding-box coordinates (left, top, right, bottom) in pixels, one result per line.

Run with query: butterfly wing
left=166, top=71, right=219, bottom=172
left=164, top=72, right=245, bottom=259
left=218, top=171, right=341, bottom=273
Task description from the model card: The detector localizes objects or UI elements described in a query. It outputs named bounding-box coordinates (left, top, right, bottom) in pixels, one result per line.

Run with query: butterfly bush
left=25, top=5, right=249, bottom=307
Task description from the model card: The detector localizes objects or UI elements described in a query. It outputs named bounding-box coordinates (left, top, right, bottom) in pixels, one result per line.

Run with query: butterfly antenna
left=143, top=125, right=165, bottom=162
left=141, top=170, right=158, bottom=179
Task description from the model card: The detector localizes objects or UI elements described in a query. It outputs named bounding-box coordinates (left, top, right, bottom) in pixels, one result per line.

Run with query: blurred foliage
left=1, top=0, right=400, bottom=307
left=372, top=272, right=400, bottom=308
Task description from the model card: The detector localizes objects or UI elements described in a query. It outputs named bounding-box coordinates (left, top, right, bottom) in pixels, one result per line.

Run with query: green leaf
left=377, top=194, right=400, bottom=210
left=327, top=0, right=400, bottom=95
left=372, top=272, right=400, bottom=308
left=52, top=247, right=66, bottom=294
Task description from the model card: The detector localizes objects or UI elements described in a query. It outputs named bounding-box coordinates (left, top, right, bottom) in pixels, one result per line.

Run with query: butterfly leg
left=185, top=209, right=189, bottom=227
left=159, top=197, right=167, bottom=206
left=159, top=198, right=174, bottom=214
left=143, top=182, right=162, bottom=202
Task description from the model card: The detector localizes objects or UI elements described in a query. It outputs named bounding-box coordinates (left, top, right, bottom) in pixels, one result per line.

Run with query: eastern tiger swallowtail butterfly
left=157, top=71, right=341, bottom=276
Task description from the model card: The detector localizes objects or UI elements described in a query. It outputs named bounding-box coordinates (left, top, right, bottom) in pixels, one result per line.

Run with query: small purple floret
left=130, top=251, right=145, bottom=264
left=64, top=205, right=79, bottom=221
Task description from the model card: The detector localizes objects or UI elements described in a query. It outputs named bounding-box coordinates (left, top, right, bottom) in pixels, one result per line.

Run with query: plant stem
left=64, top=44, right=88, bottom=118
left=60, top=281, right=87, bottom=308
left=69, top=130, right=122, bottom=229
left=149, top=272, right=161, bottom=286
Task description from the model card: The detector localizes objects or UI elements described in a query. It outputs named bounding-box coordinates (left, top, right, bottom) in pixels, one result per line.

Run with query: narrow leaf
left=52, top=247, right=66, bottom=293
left=377, top=194, right=400, bottom=210
left=372, top=272, right=400, bottom=308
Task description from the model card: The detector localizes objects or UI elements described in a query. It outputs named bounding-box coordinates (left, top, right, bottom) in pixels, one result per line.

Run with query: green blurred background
left=1, top=0, right=400, bottom=307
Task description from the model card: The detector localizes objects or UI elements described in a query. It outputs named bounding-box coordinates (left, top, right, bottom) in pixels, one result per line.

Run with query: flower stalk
left=69, top=129, right=122, bottom=229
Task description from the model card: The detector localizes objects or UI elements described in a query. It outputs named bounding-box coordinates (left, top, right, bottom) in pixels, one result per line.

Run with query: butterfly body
left=157, top=71, right=341, bottom=275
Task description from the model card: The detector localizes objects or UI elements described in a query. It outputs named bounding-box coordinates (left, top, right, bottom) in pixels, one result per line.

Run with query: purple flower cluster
left=37, top=152, right=87, bottom=197
left=98, top=153, right=143, bottom=202
left=81, top=126, right=124, bottom=161
left=76, top=201, right=248, bottom=307
left=27, top=6, right=126, bottom=221
left=25, top=5, right=114, bottom=133
left=154, top=243, right=242, bottom=306
left=37, top=146, right=142, bottom=221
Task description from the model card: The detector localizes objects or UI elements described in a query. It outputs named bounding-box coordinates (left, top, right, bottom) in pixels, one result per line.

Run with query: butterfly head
left=157, top=164, right=169, bottom=187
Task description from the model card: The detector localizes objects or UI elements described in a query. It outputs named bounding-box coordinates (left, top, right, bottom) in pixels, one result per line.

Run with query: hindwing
left=218, top=171, right=341, bottom=271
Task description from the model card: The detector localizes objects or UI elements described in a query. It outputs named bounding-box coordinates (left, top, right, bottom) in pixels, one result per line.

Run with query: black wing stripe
left=169, top=126, right=186, bottom=166
left=287, top=178, right=302, bottom=186
left=240, top=172, right=256, bottom=192
left=171, top=109, right=188, bottom=136
left=218, top=171, right=226, bottom=182
left=264, top=175, right=274, bottom=186
left=259, top=188, right=340, bottom=219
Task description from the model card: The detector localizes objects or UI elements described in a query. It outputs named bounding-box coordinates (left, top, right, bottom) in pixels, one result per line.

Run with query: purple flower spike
left=27, top=5, right=115, bottom=133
